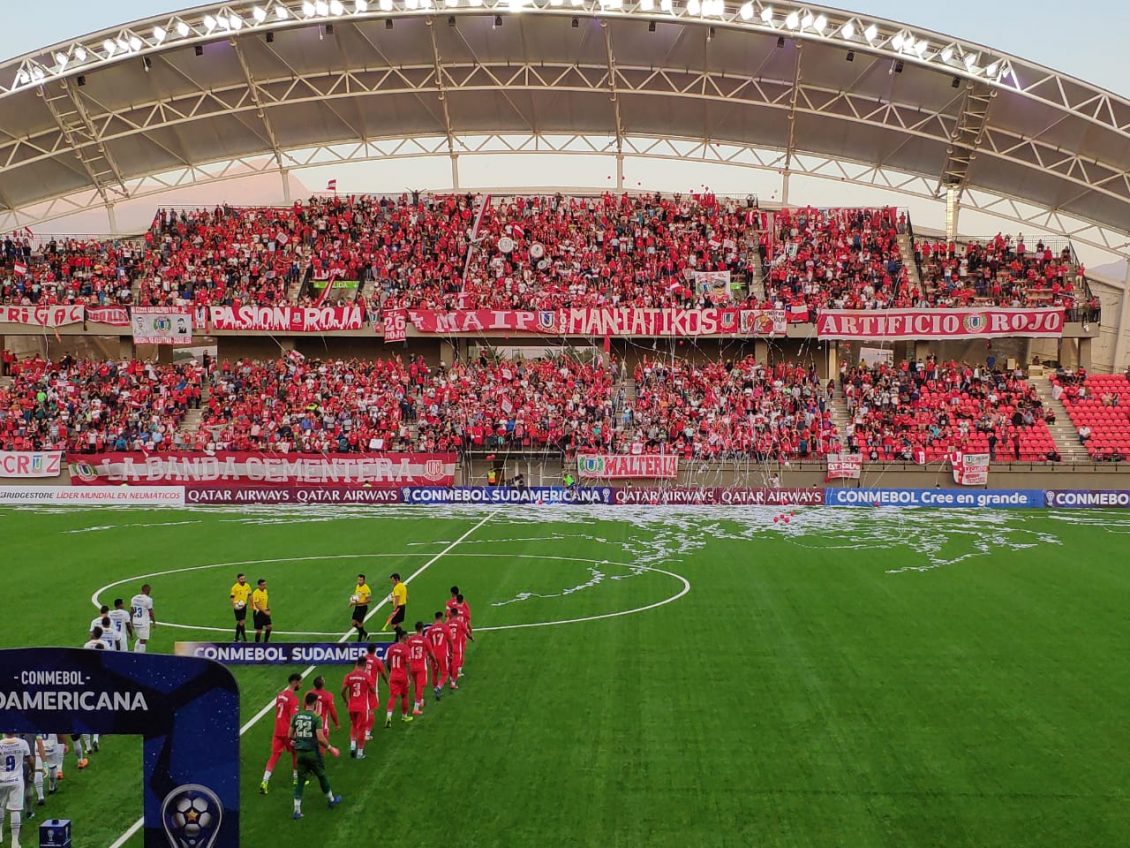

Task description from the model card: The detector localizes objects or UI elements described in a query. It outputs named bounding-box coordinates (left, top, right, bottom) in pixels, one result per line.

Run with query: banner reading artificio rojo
left=577, top=454, right=679, bottom=479
left=69, top=452, right=457, bottom=486
left=816, top=307, right=1065, bottom=340
left=407, top=308, right=786, bottom=336
left=209, top=304, right=365, bottom=332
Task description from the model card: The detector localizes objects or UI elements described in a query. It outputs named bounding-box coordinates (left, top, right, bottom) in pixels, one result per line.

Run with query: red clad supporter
left=840, top=357, right=1058, bottom=463
left=1, top=233, right=138, bottom=306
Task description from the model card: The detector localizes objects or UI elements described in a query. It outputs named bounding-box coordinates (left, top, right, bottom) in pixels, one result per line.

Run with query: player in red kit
left=425, top=611, right=451, bottom=699
left=446, top=607, right=472, bottom=687
left=341, top=658, right=372, bottom=759
left=362, top=643, right=387, bottom=742
left=383, top=629, right=413, bottom=728
left=406, top=622, right=430, bottom=715
left=306, top=676, right=340, bottom=740
left=259, top=673, right=302, bottom=794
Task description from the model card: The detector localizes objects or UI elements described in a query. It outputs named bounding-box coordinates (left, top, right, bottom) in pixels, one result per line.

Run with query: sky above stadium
left=3, top=0, right=1128, bottom=95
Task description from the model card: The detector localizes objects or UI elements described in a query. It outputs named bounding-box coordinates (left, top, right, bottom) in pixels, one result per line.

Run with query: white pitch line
left=106, top=511, right=495, bottom=848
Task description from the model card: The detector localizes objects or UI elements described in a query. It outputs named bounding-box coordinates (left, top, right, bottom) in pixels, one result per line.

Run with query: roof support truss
left=37, top=78, right=129, bottom=205
left=935, top=79, right=994, bottom=198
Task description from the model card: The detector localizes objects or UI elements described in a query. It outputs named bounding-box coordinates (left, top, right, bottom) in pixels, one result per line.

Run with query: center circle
left=92, top=552, right=690, bottom=636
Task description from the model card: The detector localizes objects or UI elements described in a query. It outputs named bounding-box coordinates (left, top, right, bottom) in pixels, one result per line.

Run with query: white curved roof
left=0, top=1, right=1127, bottom=254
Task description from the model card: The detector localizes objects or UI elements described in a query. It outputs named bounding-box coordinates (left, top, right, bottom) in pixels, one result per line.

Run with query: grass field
left=4, top=503, right=1130, bottom=848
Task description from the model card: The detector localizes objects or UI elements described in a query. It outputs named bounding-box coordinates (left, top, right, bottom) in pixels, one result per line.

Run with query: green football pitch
left=4, top=503, right=1130, bottom=848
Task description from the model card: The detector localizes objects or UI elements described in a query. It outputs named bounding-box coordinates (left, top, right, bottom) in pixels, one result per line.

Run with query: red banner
left=209, top=305, right=365, bottom=333
left=86, top=306, right=130, bottom=327
left=577, top=454, right=679, bottom=479
left=0, top=304, right=84, bottom=327
left=816, top=308, right=1065, bottom=340
left=68, top=452, right=457, bottom=486
left=406, top=309, right=785, bottom=337
left=383, top=309, right=407, bottom=343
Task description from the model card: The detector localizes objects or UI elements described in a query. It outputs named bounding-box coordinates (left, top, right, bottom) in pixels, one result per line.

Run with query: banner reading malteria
left=577, top=454, right=678, bottom=479
left=69, top=451, right=457, bottom=486
left=131, top=306, right=192, bottom=345
left=816, top=307, right=1065, bottom=340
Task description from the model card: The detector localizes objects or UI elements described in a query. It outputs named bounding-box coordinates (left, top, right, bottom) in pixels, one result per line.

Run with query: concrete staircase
left=1029, top=376, right=1090, bottom=462
left=897, top=232, right=922, bottom=299
left=286, top=264, right=311, bottom=304
left=177, top=385, right=211, bottom=444
left=747, top=248, right=766, bottom=302
left=827, top=391, right=853, bottom=444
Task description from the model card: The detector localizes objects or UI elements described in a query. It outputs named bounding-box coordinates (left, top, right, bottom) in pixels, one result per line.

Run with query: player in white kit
left=109, top=599, right=133, bottom=651
left=130, top=584, right=155, bottom=652
left=0, top=733, right=31, bottom=848
left=32, top=735, right=60, bottom=803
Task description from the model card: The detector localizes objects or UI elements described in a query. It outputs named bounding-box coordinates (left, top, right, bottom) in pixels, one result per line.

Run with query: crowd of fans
left=839, top=358, right=1059, bottom=463
left=1, top=234, right=138, bottom=306
left=624, top=356, right=839, bottom=460
left=760, top=207, right=912, bottom=315
left=3, top=199, right=1095, bottom=316
left=916, top=234, right=1080, bottom=309
left=0, top=355, right=203, bottom=452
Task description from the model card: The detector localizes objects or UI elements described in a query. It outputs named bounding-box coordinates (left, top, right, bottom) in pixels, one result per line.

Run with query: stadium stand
left=1052, top=371, right=1130, bottom=461
left=627, top=356, right=839, bottom=460
left=0, top=356, right=203, bottom=452
left=1, top=234, right=138, bottom=305
left=840, top=359, right=1060, bottom=462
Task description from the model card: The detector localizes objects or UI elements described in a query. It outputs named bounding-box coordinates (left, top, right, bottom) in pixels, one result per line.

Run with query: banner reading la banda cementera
left=69, top=451, right=457, bottom=486
left=816, top=307, right=1065, bottom=340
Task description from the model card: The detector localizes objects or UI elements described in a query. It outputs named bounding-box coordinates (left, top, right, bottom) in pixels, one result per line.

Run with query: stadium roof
left=1, top=1, right=1128, bottom=259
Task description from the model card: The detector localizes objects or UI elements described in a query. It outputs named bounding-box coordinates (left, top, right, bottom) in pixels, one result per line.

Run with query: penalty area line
left=106, top=510, right=495, bottom=848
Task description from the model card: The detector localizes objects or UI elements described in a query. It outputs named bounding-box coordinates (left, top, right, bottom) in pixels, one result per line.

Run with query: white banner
left=952, top=453, right=990, bottom=486
left=826, top=453, right=863, bottom=480
left=693, top=270, right=732, bottom=302
left=0, top=486, right=185, bottom=506
left=131, top=307, right=192, bottom=345
left=0, top=451, right=63, bottom=478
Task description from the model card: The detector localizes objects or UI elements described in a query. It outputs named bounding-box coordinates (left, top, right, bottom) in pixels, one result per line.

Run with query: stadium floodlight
left=153, top=26, right=167, bottom=43
left=405, top=0, right=418, bottom=9
left=686, top=0, right=700, bottom=15
left=32, top=67, right=45, bottom=82
left=813, top=14, right=826, bottom=33
left=840, top=21, right=853, bottom=39
left=204, top=14, right=218, bottom=31
left=218, top=14, right=231, bottom=29
left=914, top=38, right=927, bottom=56
left=738, top=2, right=752, bottom=20
left=102, top=39, right=116, bottom=56
left=985, top=61, right=999, bottom=77
left=252, top=6, right=268, bottom=22
left=380, top=0, right=392, bottom=10
left=469, top=0, right=483, bottom=6
left=118, top=38, right=131, bottom=52
left=801, top=13, right=812, bottom=28
left=940, top=46, right=953, bottom=62
left=661, top=0, right=673, bottom=11
left=445, top=0, right=458, bottom=7
left=964, top=51, right=978, bottom=68
left=330, top=0, right=344, bottom=14
left=316, top=0, right=330, bottom=14
left=230, top=14, right=244, bottom=29
left=759, top=5, right=772, bottom=23
left=54, top=52, right=68, bottom=70
left=890, top=32, right=903, bottom=50
left=129, top=35, right=143, bottom=51
left=175, top=21, right=190, bottom=37
left=355, top=0, right=369, bottom=9
left=863, top=23, right=877, bottom=41
left=75, top=45, right=87, bottom=60
left=14, top=70, right=28, bottom=86
left=302, top=2, right=315, bottom=15
left=641, top=0, right=654, bottom=10
left=276, top=6, right=290, bottom=18
left=784, top=11, right=798, bottom=29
